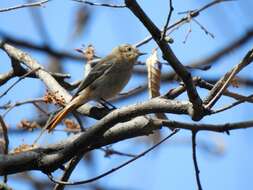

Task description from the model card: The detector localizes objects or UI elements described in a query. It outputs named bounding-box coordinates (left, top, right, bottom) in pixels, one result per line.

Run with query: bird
left=46, top=44, right=145, bottom=132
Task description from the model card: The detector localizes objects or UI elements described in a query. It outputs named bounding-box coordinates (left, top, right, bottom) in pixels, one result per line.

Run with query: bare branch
left=100, top=147, right=136, bottom=158
left=192, top=132, right=203, bottom=190
left=161, top=0, right=174, bottom=40
left=189, top=28, right=253, bottom=68
left=159, top=119, right=253, bottom=132
left=0, top=41, right=113, bottom=120
left=0, top=98, right=45, bottom=117
left=1, top=115, right=253, bottom=175
left=125, top=0, right=205, bottom=121
left=47, top=129, right=179, bottom=185
left=71, top=0, right=126, bottom=8
left=0, top=67, right=40, bottom=98
left=0, top=32, right=83, bottom=61
left=135, top=0, right=231, bottom=47
left=192, top=18, right=214, bottom=39
left=0, top=116, right=9, bottom=182
left=204, top=48, right=253, bottom=109
left=197, top=78, right=253, bottom=103
left=53, top=154, right=83, bottom=190
left=0, top=0, right=51, bottom=13
left=0, top=97, right=193, bottom=175
left=0, top=70, right=14, bottom=86
left=212, top=93, right=253, bottom=114
left=197, top=0, right=233, bottom=12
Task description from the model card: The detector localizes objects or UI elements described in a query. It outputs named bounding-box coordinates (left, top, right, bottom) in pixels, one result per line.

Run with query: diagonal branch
left=0, top=67, right=40, bottom=98
left=0, top=98, right=194, bottom=175
left=0, top=41, right=108, bottom=119
left=125, top=0, right=204, bottom=121
left=47, top=129, right=179, bottom=185
left=189, top=28, right=253, bottom=70
left=0, top=0, right=51, bottom=13
left=135, top=0, right=231, bottom=47
left=204, top=48, right=253, bottom=109
left=0, top=31, right=83, bottom=61
left=1, top=115, right=253, bottom=176
left=71, top=0, right=126, bottom=8
left=161, top=0, right=174, bottom=40
left=53, top=154, right=83, bottom=190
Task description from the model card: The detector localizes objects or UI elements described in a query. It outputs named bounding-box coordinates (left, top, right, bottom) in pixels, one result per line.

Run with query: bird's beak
left=138, top=51, right=147, bottom=56
left=75, top=48, right=85, bottom=54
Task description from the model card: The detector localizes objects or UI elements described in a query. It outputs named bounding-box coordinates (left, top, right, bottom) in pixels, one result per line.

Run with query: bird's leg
left=99, top=98, right=117, bottom=110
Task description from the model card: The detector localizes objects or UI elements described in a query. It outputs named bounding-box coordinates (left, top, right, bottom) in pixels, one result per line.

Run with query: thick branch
left=1, top=111, right=253, bottom=176
left=0, top=98, right=193, bottom=175
left=125, top=0, right=204, bottom=120
left=0, top=41, right=109, bottom=119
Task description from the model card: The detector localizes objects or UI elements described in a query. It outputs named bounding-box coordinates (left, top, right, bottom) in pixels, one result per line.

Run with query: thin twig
left=33, top=102, right=50, bottom=116
left=0, top=0, right=50, bottom=13
left=2, top=98, right=45, bottom=117
left=205, top=48, right=253, bottom=109
left=47, top=129, right=179, bottom=185
left=192, top=132, right=203, bottom=190
left=192, top=18, right=214, bottom=39
left=161, top=0, right=174, bottom=40
left=0, top=31, right=83, bottom=61
left=53, top=154, right=83, bottom=190
left=189, top=28, right=253, bottom=68
left=212, top=93, right=253, bottom=114
left=183, top=21, right=192, bottom=43
left=135, top=0, right=231, bottom=47
left=101, top=147, right=136, bottom=158
left=0, top=98, right=45, bottom=109
left=0, top=116, right=9, bottom=183
left=0, top=67, right=41, bottom=98
left=197, top=0, right=233, bottom=12
left=71, top=0, right=126, bottom=8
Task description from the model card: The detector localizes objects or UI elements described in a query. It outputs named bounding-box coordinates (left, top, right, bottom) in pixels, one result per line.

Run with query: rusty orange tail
left=46, top=104, right=76, bottom=132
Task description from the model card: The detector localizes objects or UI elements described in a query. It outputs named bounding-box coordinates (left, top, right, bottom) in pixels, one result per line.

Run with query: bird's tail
left=46, top=103, right=76, bottom=132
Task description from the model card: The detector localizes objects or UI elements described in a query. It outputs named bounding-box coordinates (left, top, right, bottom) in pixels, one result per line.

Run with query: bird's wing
left=73, top=57, right=115, bottom=98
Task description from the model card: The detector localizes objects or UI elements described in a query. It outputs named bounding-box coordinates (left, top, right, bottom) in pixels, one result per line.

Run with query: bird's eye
left=127, top=47, right=132, bottom=52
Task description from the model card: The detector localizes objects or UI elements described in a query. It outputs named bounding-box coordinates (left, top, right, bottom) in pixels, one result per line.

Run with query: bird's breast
left=89, top=62, right=134, bottom=100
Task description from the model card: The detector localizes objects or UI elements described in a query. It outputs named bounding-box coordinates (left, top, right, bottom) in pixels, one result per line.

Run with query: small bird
left=46, top=44, right=145, bottom=132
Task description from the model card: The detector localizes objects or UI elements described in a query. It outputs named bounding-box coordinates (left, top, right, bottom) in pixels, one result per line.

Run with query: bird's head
left=113, top=44, right=146, bottom=62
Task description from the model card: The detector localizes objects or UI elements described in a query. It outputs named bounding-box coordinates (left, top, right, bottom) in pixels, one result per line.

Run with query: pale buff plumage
left=46, top=44, right=145, bottom=132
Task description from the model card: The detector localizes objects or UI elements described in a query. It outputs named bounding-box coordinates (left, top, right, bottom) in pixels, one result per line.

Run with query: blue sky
left=1, top=0, right=253, bottom=190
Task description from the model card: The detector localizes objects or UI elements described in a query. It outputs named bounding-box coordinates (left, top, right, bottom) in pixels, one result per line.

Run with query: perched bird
left=46, top=44, right=145, bottom=132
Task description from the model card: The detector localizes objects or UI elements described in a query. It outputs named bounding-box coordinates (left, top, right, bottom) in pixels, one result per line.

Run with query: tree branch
left=72, top=0, right=126, bottom=8
left=0, top=116, right=9, bottom=182
left=204, top=48, right=253, bottom=109
left=1, top=114, right=253, bottom=176
left=47, top=129, right=178, bottom=185
left=192, top=132, right=203, bottom=190
left=125, top=0, right=204, bottom=121
left=0, top=0, right=51, bottom=13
